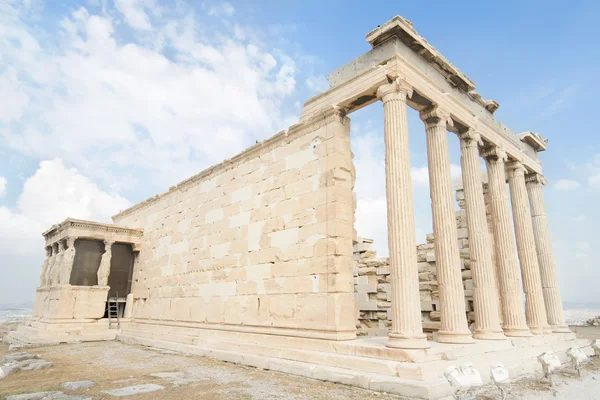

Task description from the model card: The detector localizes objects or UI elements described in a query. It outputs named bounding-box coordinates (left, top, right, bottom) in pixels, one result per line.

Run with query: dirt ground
left=0, top=340, right=404, bottom=400
left=2, top=331, right=600, bottom=399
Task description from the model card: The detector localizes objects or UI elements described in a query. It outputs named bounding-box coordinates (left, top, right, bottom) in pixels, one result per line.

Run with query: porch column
left=420, top=105, right=473, bottom=344
left=39, top=246, right=52, bottom=287
left=59, top=237, right=77, bottom=285
left=97, top=240, right=115, bottom=286
left=507, top=162, right=552, bottom=334
left=458, top=130, right=505, bottom=340
left=526, top=173, right=570, bottom=332
left=377, top=78, right=429, bottom=349
left=49, top=241, right=65, bottom=286
left=483, top=147, right=531, bottom=336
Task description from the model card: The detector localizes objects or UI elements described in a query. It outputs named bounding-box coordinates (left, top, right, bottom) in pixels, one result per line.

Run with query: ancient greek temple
left=8, top=16, right=590, bottom=399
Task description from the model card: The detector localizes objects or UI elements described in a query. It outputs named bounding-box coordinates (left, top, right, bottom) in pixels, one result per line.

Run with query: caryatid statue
left=97, top=240, right=114, bottom=286
left=39, top=246, right=52, bottom=287
left=58, top=237, right=77, bottom=284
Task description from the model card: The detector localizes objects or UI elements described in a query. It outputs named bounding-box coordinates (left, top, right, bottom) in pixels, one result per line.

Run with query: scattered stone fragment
left=149, top=372, right=184, bottom=379
left=1, top=352, right=40, bottom=363
left=101, top=383, right=165, bottom=396
left=4, top=392, right=90, bottom=400
left=62, top=381, right=95, bottom=390
left=20, top=360, right=53, bottom=371
left=4, top=391, right=63, bottom=400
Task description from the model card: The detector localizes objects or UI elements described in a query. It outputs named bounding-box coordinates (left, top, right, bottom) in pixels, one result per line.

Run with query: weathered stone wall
left=33, top=286, right=109, bottom=320
left=112, top=109, right=357, bottom=340
left=355, top=179, right=495, bottom=338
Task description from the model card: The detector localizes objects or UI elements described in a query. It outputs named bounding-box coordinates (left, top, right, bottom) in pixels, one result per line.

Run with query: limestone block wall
left=111, top=109, right=357, bottom=340
left=33, top=286, right=109, bottom=320
left=355, top=181, right=492, bottom=338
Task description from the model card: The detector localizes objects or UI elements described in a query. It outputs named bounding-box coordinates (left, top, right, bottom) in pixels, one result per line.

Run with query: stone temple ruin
left=7, top=16, right=591, bottom=399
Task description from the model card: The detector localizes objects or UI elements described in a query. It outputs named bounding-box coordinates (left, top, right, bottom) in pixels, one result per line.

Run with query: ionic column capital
left=481, top=145, right=508, bottom=162
left=525, top=172, right=547, bottom=186
left=506, top=161, right=527, bottom=178
left=419, top=105, right=452, bottom=129
left=458, top=129, right=483, bottom=148
left=376, top=77, right=413, bottom=103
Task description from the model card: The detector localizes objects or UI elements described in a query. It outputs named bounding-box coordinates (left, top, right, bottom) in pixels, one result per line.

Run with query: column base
left=529, top=325, right=553, bottom=335
left=435, top=330, right=475, bottom=344
left=503, top=327, right=533, bottom=337
left=551, top=324, right=572, bottom=333
left=473, top=330, right=507, bottom=340
left=387, top=332, right=430, bottom=349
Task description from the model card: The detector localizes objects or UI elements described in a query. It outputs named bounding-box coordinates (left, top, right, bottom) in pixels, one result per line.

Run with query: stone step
left=118, top=331, right=452, bottom=399
left=120, top=328, right=400, bottom=378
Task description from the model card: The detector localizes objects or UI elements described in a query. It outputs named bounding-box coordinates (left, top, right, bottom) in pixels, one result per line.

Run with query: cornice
left=44, top=218, right=143, bottom=244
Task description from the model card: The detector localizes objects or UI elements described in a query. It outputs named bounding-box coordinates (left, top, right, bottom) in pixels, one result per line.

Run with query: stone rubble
left=354, top=182, right=491, bottom=338
left=4, top=393, right=91, bottom=400
left=0, top=352, right=52, bottom=381
left=586, top=316, right=600, bottom=327
left=62, top=381, right=95, bottom=390
left=101, top=383, right=165, bottom=397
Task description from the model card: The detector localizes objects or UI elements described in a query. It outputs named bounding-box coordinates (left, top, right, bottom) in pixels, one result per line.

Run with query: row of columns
left=40, top=237, right=76, bottom=286
left=379, top=78, right=568, bottom=349
left=39, top=238, right=116, bottom=288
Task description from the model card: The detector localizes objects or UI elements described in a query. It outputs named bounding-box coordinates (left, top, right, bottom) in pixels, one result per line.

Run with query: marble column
left=483, top=147, right=531, bottom=337
left=507, top=162, right=552, bottom=334
left=420, top=105, right=473, bottom=344
left=377, top=78, right=429, bottom=349
left=97, top=240, right=114, bottom=286
left=459, top=130, right=505, bottom=340
left=44, top=243, right=58, bottom=286
left=526, top=173, right=570, bottom=332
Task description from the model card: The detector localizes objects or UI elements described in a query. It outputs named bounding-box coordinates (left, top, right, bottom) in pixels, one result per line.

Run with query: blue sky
left=1, top=0, right=598, bottom=305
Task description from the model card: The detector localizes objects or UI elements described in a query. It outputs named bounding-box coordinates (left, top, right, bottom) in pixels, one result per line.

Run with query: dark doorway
left=107, top=243, right=134, bottom=298
left=70, top=239, right=104, bottom=286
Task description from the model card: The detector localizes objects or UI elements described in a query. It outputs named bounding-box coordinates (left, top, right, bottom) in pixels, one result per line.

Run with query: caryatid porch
left=33, top=219, right=143, bottom=322
left=303, top=16, right=569, bottom=347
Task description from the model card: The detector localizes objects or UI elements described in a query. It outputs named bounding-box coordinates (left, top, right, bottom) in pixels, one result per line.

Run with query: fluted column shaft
left=459, top=131, right=505, bottom=340
left=421, top=106, right=473, bottom=344
left=378, top=78, right=429, bottom=349
left=507, top=162, right=552, bottom=334
left=526, top=174, right=570, bottom=332
left=484, top=149, right=531, bottom=337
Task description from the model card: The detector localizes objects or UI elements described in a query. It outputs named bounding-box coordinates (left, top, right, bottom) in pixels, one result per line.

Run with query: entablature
left=43, top=218, right=143, bottom=249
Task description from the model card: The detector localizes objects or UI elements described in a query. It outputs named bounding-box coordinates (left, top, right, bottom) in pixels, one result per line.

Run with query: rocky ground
left=1, top=325, right=600, bottom=399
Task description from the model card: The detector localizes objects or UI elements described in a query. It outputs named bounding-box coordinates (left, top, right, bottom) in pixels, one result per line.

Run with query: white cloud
left=588, top=173, right=600, bottom=190
left=0, top=1, right=298, bottom=195
left=305, top=75, right=329, bottom=93
left=208, top=2, right=235, bottom=17
left=411, top=164, right=462, bottom=186
left=0, top=177, right=6, bottom=198
left=115, top=0, right=159, bottom=31
left=0, top=159, right=129, bottom=256
left=554, top=179, right=581, bottom=191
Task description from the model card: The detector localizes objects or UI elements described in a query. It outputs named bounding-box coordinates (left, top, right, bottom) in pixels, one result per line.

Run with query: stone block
left=426, top=252, right=435, bottom=262
left=356, top=284, right=377, bottom=293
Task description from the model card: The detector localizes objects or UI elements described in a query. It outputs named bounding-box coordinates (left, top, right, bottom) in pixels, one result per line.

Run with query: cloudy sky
left=1, top=0, right=599, bottom=306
